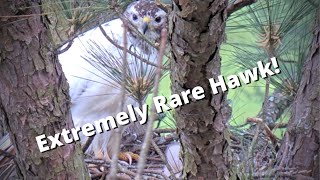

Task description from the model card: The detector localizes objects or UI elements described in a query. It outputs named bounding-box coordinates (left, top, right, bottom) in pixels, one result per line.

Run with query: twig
left=263, top=123, right=277, bottom=145
left=247, top=117, right=263, bottom=124
left=247, top=117, right=278, bottom=145
left=0, top=149, right=14, bottom=159
left=98, top=25, right=170, bottom=70
left=153, top=128, right=176, bottom=134
left=0, top=161, right=13, bottom=169
left=247, top=120, right=261, bottom=176
left=54, top=39, right=74, bottom=55
left=135, top=28, right=168, bottom=180
left=151, top=140, right=177, bottom=180
left=146, top=156, right=164, bottom=162
left=269, top=122, right=288, bottom=129
left=252, top=168, right=311, bottom=178
left=108, top=24, right=129, bottom=180
left=100, top=171, right=107, bottom=180
left=91, top=171, right=107, bottom=179
left=278, top=132, right=289, bottom=168
left=132, top=169, right=170, bottom=180
left=86, top=159, right=137, bottom=178
left=262, top=76, right=271, bottom=120
left=227, top=0, right=257, bottom=17
left=117, top=164, right=137, bottom=177
left=82, top=136, right=94, bottom=153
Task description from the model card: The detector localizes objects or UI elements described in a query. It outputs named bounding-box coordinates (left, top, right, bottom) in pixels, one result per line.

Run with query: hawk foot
left=119, top=152, right=139, bottom=164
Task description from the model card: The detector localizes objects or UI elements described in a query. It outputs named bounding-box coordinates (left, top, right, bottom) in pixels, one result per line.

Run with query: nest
left=0, top=129, right=180, bottom=180
left=85, top=129, right=179, bottom=180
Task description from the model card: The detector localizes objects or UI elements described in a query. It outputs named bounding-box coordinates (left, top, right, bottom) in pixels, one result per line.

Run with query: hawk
left=58, top=0, right=167, bottom=160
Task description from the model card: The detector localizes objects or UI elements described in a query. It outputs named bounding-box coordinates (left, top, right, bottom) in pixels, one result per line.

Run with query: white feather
left=163, top=142, right=183, bottom=178
left=58, top=1, right=166, bottom=159
left=58, top=20, right=157, bottom=158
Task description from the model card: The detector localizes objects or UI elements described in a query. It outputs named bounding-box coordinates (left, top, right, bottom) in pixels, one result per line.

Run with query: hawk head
left=124, top=0, right=167, bottom=43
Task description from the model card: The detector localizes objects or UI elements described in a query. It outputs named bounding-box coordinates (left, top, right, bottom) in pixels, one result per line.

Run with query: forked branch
left=227, top=0, right=257, bottom=17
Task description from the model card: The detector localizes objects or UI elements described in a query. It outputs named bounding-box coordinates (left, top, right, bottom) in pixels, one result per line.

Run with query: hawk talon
left=119, top=152, right=140, bottom=165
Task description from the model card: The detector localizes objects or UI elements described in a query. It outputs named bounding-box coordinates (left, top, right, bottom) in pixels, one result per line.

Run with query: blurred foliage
left=41, top=0, right=134, bottom=47
left=222, top=0, right=318, bottom=125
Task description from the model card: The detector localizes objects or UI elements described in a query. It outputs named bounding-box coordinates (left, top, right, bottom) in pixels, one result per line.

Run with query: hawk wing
left=59, top=19, right=137, bottom=158
left=59, top=19, right=133, bottom=124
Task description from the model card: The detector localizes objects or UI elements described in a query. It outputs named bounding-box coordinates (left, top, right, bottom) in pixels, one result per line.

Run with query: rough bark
left=169, top=0, right=230, bottom=179
left=0, top=105, right=6, bottom=139
left=0, top=0, right=89, bottom=179
left=276, top=10, right=320, bottom=179
left=258, top=88, right=293, bottom=128
left=41, top=0, right=71, bottom=47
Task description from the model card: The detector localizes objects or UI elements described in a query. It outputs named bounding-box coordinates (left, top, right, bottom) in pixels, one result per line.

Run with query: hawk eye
left=155, top=17, right=161, bottom=23
left=132, top=14, right=138, bottom=21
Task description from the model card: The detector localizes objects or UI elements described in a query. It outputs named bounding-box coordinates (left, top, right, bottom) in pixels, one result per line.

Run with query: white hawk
left=58, top=0, right=167, bottom=160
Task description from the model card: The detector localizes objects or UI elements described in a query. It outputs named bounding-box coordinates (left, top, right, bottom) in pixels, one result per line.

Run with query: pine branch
left=108, top=24, right=129, bottom=180
left=227, top=0, right=257, bottom=17
left=98, top=25, right=170, bottom=70
left=135, top=28, right=168, bottom=180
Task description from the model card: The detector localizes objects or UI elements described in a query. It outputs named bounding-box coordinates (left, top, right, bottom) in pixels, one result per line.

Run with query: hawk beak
left=142, top=16, right=151, bottom=34
left=142, top=23, right=148, bottom=34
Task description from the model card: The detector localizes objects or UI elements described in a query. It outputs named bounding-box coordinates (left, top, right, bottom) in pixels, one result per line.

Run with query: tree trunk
left=0, top=0, right=89, bottom=179
left=0, top=105, right=6, bottom=139
left=258, top=88, right=293, bottom=128
left=169, top=0, right=230, bottom=179
left=276, top=10, right=320, bottom=179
